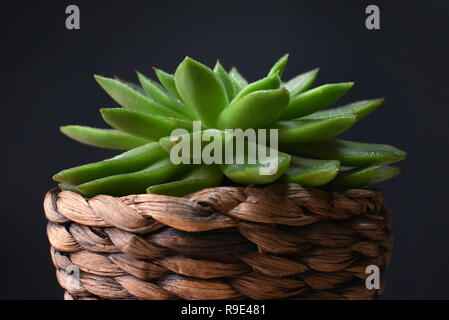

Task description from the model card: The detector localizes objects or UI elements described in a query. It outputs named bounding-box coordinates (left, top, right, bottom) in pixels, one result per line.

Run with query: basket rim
left=44, top=183, right=386, bottom=232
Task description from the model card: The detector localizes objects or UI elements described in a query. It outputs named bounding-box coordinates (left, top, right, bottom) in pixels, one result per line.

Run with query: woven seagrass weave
left=43, top=184, right=392, bottom=300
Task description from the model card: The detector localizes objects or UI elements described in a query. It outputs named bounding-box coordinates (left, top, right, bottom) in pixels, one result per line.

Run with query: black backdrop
left=1, top=0, right=448, bottom=299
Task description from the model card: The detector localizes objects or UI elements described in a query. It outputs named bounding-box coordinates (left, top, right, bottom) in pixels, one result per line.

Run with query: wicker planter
left=43, top=184, right=392, bottom=300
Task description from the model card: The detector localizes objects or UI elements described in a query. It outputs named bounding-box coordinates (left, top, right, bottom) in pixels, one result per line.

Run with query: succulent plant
left=54, top=54, right=406, bottom=197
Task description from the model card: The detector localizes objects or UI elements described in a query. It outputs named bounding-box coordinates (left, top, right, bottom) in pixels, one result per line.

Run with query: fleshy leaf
left=268, top=54, right=289, bottom=77
left=303, top=98, right=384, bottom=120
left=94, top=75, right=188, bottom=119
left=137, top=72, right=195, bottom=119
left=279, top=82, right=354, bottom=120
left=281, top=139, right=407, bottom=166
left=101, top=108, right=193, bottom=141
left=159, top=129, right=232, bottom=165
left=273, top=115, right=358, bottom=144
left=214, top=60, right=236, bottom=101
left=60, top=125, right=150, bottom=150
left=53, top=142, right=166, bottom=185
left=77, top=157, right=187, bottom=196
left=228, top=75, right=242, bottom=96
left=369, top=165, right=401, bottom=184
left=231, top=71, right=281, bottom=103
left=153, top=68, right=183, bottom=101
left=284, top=68, right=319, bottom=96
left=175, top=57, right=229, bottom=128
left=229, top=67, right=249, bottom=91
left=278, top=156, right=340, bottom=187
left=325, top=166, right=381, bottom=190
left=220, top=149, right=291, bottom=184
left=217, top=88, right=290, bottom=130
left=147, top=165, right=223, bottom=196
left=114, top=77, right=146, bottom=95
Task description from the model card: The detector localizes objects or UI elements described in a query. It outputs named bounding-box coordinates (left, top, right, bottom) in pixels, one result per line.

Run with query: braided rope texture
left=43, top=184, right=392, bottom=300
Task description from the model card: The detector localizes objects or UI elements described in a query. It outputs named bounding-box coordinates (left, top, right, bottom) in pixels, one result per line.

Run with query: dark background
left=0, top=0, right=448, bottom=299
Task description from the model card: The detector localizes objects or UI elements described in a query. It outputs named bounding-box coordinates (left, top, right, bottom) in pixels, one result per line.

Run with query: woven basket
left=43, top=184, right=392, bottom=300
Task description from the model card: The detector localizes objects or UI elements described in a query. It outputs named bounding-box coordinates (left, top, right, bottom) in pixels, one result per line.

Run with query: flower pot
left=43, top=184, right=392, bottom=300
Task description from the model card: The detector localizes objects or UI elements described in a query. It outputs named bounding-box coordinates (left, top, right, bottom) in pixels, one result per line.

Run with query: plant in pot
left=44, top=54, right=406, bottom=300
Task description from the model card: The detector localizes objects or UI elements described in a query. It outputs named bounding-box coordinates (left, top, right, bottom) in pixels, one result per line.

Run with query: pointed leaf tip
left=268, top=54, right=289, bottom=77
left=214, top=60, right=236, bottom=101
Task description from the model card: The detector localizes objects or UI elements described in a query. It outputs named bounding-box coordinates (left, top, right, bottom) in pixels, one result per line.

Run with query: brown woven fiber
left=43, top=184, right=392, bottom=300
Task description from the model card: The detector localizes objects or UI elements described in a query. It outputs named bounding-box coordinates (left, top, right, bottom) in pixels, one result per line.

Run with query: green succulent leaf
left=303, top=98, right=384, bottom=120
left=229, top=67, right=249, bottom=92
left=214, top=60, right=236, bottom=101
left=284, top=68, right=319, bottom=96
left=137, top=72, right=195, bottom=119
left=94, top=75, right=188, bottom=119
left=60, top=125, right=150, bottom=150
left=278, top=156, right=340, bottom=187
left=175, top=57, right=229, bottom=128
left=216, top=88, right=290, bottom=130
left=220, top=149, right=291, bottom=184
left=53, top=142, right=166, bottom=185
left=281, top=139, right=407, bottom=166
left=153, top=68, right=183, bottom=101
left=279, top=82, right=354, bottom=120
left=369, top=165, right=401, bottom=184
left=273, top=115, right=358, bottom=144
left=231, top=71, right=281, bottom=103
left=147, top=165, right=223, bottom=196
left=77, top=157, right=187, bottom=197
left=101, top=108, right=193, bottom=141
left=325, top=166, right=381, bottom=190
left=268, top=53, right=289, bottom=77
left=114, top=77, right=147, bottom=96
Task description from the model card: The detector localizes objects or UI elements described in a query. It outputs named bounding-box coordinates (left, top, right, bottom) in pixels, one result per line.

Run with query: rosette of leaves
left=54, top=54, right=406, bottom=197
